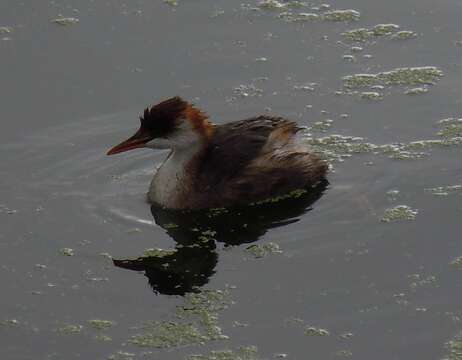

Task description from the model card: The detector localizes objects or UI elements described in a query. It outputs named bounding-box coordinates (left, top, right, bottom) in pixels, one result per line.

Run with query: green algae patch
left=279, top=12, right=320, bottom=22
left=128, top=321, right=206, bottom=348
left=304, top=326, right=330, bottom=336
left=129, top=289, right=232, bottom=349
left=187, top=346, right=259, bottom=360
left=233, top=84, right=264, bottom=98
left=408, top=273, right=437, bottom=289
left=251, top=188, right=308, bottom=205
left=450, top=256, right=462, bottom=268
left=56, top=324, right=83, bottom=334
left=107, top=351, right=136, bottom=360
left=143, top=248, right=176, bottom=257
left=323, top=9, right=360, bottom=22
left=392, top=30, right=417, bottom=40
left=164, top=0, right=178, bottom=5
left=335, top=350, right=353, bottom=357
left=88, top=319, right=115, bottom=330
left=258, top=0, right=288, bottom=10
left=304, top=115, right=462, bottom=165
left=0, top=319, right=19, bottom=326
left=342, top=74, right=378, bottom=88
left=51, top=17, right=79, bottom=26
left=207, top=207, right=229, bottom=217
left=258, top=0, right=306, bottom=10
left=342, top=24, right=415, bottom=42
left=444, top=333, right=462, bottom=360
left=437, top=118, right=462, bottom=138
left=404, top=87, right=428, bottom=95
left=59, top=247, right=74, bottom=256
left=304, top=134, right=376, bottom=162
left=0, top=26, right=12, bottom=34
left=197, top=229, right=218, bottom=242
left=360, top=91, right=383, bottom=100
left=425, top=184, right=462, bottom=196
left=342, top=28, right=371, bottom=42
left=176, top=289, right=231, bottom=340
left=379, top=67, right=443, bottom=85
left=256, top=3, right=360, bottom=23
left=343, top=67, right=443, bottom=89
left=372, top=23, right=400, bottom=35
left=341, top=67, right=443, bottom=100
left=342, top=24, right=398, bottom=41
left=380, top=205, right=418, bottom=223
left=94, top=334, right=112, bottom=342
left=245, top=243, right=282, bottom=258
left=304, top=134, right=433, bottom=162
left=339, top=332, right=354, bottom=340
left=310, top=119, right=334, bottom=132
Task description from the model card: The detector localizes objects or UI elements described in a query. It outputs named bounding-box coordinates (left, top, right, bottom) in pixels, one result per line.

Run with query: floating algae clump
left=59, top=247, right=74, bottom=256
left=304, top=134, right=432, bottom=162
left=162, top=222, right=179, bottom=229
left=360, top=91, right=383, bottom=100
left=437, top=118, right=462, bottom=138
left=88, top=319, right=115, bottom=330
left=310, top=119, right=334, bottom=131
left=304, top=134, right=377, bottom=162
left=392, top=30, right=417, bottom=40
left=163, top=0, right=178, bottom=6
left=143, top=248, right=176, bottom=257
left=187, top=346, right=260, bottom=360
left=279, top=12, right=320, bottom=22
left=258, top=0, right=287, bottom=9
left=107, top=351, right=135, bottom=360
left=425, top=184, right=462, bottom=196
left=342, top=24, right=399, bottom=41
left=380, top=205, right=418, bottom=223
left=233, top=84, right=263, bottom=98
left=342, top=74, right=379, bottom=88
left=0, top=319, right=19, bottom=326
left=251, top=188, right=308, bottom=205
left=404, top=87, right=428, bottom=95
left=51, top=17, right=79, bottom=25
left=245, top=242, right=282, bottom=258
left=343, top=67, right=443, bottom=89
left=341, top=24, right=416, bottom=42
left=304, top=326, right=330, bottom=336
left=128, top=321, right=206, bottom=347
left=372, top=23, right=401, bottom=35
left=258, top=3, right=360, bottom=23
left=258, top=0, right=306, bottom=10
left=304, top=115, right=462, bottom=164
left=323, top=9, right=360, bottom=22
left=444, top=333, right=462, bottom=360
left=450, top=256, right=462, bottom=268
left=0, top=26, right=12, bottom=34
left=207, top=207, right=229, bottom=217
left=130, top=289, right=232, bottom=349
left=177, top=289, right=231, bottom=340
left=378, top=67, right=443, bottom=85
left=95, top=334, right=112, bottom=341
left=56, top=324, right=83, bottom=334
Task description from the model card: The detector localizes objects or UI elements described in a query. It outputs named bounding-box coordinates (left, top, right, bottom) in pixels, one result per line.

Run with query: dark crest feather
left=139, top=96, right=189, bottom=137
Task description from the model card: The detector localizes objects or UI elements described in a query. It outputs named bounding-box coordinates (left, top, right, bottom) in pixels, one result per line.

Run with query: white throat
left=147, top=120, right=203, bottom=207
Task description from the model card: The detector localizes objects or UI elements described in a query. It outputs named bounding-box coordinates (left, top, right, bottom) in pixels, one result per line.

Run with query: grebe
left=107, top=97, right=327, bottom=209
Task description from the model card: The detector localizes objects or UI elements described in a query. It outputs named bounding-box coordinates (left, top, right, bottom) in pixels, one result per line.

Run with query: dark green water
left=1, top=0, right=462, bottom=359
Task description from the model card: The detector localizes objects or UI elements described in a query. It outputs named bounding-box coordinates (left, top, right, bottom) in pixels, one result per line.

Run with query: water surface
left=1, top=0, right=462, bottom=359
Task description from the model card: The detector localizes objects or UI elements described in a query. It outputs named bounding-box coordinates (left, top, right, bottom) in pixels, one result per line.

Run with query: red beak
left=107, top=130, right=152, bottom=155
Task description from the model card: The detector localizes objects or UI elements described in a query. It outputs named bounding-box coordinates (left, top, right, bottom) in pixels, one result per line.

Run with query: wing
left=195, top=116, right=300, bottom=188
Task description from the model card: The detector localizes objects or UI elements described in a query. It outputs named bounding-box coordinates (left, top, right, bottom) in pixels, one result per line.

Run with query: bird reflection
left=113, top=180, right=328, bottom=296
